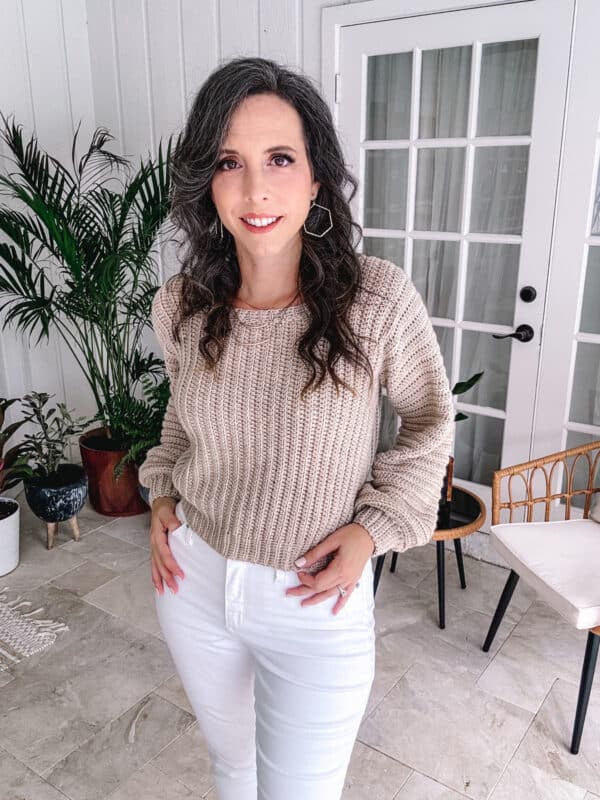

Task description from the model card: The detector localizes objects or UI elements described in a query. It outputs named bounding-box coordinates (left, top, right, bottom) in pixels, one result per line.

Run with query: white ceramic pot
left=0, top=497, right=20, bottom=576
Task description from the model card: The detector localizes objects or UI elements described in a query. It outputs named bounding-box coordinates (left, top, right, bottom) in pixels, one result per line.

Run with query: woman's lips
left=240, top=217, right=282, bottom=233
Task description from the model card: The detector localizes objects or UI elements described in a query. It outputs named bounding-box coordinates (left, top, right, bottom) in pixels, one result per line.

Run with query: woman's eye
left=272, top=154, right=293, bottom=166
left=217, top=153, right=294, bottom=171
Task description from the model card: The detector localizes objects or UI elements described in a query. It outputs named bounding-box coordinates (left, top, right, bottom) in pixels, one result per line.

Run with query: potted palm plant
left=111, top=373, right=170, bottom=506
left=20, top=391, right=90, bottom=549
left=0, top=113, right=178, bottom=515
left=0, top=397, right=33, bottom=576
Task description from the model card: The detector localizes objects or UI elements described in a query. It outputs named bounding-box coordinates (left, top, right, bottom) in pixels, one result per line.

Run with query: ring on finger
left=336, top=579, right=361, bottom=597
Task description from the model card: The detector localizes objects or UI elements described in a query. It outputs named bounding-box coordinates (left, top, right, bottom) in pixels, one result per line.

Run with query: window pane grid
left=361, top=40, right=538, bottom=484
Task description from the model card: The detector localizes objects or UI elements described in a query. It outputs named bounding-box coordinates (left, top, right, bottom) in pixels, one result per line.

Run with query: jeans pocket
left=169, top=521, right=187, bottom=543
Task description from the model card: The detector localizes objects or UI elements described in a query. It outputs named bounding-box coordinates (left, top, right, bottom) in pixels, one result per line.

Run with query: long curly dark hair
left=167, top=55, right=382, bottom=399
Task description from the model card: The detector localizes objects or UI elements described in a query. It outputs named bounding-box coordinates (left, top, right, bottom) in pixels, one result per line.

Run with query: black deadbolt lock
left=520, top=285, right=537, bottom=303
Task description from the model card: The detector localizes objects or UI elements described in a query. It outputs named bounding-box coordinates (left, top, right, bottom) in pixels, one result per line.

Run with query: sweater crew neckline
left=232, top=302, right=308, bottom=316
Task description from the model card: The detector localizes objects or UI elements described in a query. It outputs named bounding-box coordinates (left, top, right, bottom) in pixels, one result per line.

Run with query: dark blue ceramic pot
left=24, top=463, right=88, bottom=523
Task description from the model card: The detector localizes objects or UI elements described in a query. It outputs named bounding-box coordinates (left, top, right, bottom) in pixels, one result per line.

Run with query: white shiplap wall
left=0, top=0, right=356, bottom=454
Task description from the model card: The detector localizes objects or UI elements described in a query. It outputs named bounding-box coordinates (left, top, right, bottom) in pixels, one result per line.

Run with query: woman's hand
left=150, top=497, right=186, bottom=595
left=286, top=522, right=375, bottom=615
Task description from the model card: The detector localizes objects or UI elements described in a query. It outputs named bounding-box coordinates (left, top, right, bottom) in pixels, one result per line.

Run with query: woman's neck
left=232, top=287, right=303, bottom=310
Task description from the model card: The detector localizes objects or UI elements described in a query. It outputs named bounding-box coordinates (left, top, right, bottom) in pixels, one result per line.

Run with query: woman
left=138, top=56, right=455, bottom=800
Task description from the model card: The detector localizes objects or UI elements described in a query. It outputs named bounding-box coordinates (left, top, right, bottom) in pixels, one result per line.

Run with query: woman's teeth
left=243, top=217, right=278, bottom=227
left=240, top=216, right=282, bottom=232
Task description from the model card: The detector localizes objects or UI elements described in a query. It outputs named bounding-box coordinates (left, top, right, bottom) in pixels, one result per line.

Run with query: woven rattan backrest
left=492, top=440, right=600, bottom=525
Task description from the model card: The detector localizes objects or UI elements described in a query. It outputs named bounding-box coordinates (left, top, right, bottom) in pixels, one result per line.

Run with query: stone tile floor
left=0, top=497, right=598, bottom=799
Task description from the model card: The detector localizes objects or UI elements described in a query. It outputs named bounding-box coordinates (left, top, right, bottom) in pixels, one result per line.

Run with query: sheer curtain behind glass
left=460, top=40, right=537, bottom=484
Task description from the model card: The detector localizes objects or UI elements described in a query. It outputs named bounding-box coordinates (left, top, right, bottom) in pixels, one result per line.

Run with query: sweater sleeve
left=352, top=266, right=455, bottom=556
left=138, top=277, right=190, bottom=506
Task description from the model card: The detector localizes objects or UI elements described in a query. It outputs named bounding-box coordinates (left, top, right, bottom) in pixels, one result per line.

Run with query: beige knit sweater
left=138, top=254, right=455, bottom=571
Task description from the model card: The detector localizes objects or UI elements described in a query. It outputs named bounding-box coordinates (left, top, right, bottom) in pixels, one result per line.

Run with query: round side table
left=431, top=486, right=486, bottom=628
left=372, top=486, right=486, bottom=629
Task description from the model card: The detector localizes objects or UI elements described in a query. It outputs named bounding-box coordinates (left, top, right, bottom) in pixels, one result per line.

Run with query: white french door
left=337, top=0, right=577, bottom=524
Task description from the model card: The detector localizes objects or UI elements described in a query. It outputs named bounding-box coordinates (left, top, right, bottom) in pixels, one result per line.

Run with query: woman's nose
left=242, top=165, right=270, bottom=201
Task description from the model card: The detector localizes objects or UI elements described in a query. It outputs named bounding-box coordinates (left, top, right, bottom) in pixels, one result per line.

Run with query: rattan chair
left=482, top=439, right=600, bottom=755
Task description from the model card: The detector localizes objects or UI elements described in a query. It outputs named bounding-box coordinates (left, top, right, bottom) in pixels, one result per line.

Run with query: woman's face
left=210, top=93, right=320, bottom=260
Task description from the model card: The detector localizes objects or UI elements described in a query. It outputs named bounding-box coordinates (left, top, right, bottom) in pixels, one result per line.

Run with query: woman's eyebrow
left=218, top=145, right=298, bottom=156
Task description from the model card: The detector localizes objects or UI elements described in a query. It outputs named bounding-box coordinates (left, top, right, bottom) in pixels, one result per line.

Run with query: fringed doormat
left=0, top=586, right=69, bottom=671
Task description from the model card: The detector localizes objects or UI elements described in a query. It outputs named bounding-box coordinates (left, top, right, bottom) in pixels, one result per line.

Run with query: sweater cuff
left=352, top=506, right=398, bottom=557
left=144, top=474, right=181, bottom=508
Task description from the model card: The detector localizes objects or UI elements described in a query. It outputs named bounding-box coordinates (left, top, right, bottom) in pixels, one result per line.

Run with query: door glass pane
left=454, top=414, right=504, bottom=485
left=591, top=162, right=600, bottom=235
left=569, top=343, right=600, bottom=426
left=415, top=147, right=465, bottom=231
left=465, top=243, right=520, bottom=325
left=564, top=431, right=600, bottom=511
left=366, top=52, right=412, bottom=140
left=477, top=39, right=538, bottom=136
left=433, top=325, right=453, bottom=378
left=459, top=331, right=510, bottom=410
left=471, top=146, right=529, bottom=234
left=420, top=45, right=471, bottom=138
left=412, top=240, right=459, bottom=318
left=362, top=237, right=405, bottom=266
left=364, top=150, right=408, bottom=229
left=581, top=247, right=600, bottom=334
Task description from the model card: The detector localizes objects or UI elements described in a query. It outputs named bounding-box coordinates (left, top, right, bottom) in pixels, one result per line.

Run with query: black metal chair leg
left=390, top=551, right=398, bottom=573
left=571, top=631, right=600, bottom=754
left=436, top=540, right=445, bottom=629
left=373, top=553, right=386, bottom=597
left=482, top=569, right=520, bottom=652
left=453, top=538, right=466, bottom=588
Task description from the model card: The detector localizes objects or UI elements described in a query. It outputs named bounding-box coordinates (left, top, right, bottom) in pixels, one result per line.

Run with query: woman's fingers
left=156, top=557, right=179, bottom=594
left=298, top=583, right=355, bottom=608
left=150, top=525, right=184, bottom=594
left=160, top=536, right=185, bottom=580
left=286, top=577, right=359, bottom=614
left=151, top=556, right=163, bottom=594
left=331, top=581, right=359, bottom=615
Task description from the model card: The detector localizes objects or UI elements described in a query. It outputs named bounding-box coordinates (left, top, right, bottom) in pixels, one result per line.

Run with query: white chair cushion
left=490, top=518, right=600, bottom=630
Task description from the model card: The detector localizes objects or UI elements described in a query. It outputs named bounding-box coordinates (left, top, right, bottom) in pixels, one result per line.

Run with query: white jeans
left=155, top=500, right=376, bottom=800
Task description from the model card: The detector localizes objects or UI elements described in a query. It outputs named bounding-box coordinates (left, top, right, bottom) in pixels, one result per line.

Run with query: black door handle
left=492, top=324, right=534, bottom=342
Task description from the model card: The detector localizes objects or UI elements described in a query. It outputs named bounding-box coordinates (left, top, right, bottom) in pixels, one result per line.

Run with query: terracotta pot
left=79, top=426, right=148, bottom=516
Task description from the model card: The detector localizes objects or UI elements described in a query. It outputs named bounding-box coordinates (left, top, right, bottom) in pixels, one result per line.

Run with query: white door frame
left=534, top=0, right=600, bottom=461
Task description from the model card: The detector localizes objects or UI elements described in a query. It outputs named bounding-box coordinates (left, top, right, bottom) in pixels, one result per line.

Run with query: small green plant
left=0, top=397, right=33, bottom=493
left=19, top=391, right=90, bottom=478
left=452, top=370, right=484, bottom=422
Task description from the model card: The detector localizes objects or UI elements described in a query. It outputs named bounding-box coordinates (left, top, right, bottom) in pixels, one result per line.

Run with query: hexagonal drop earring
left=303, top=201, right=333, bottom=238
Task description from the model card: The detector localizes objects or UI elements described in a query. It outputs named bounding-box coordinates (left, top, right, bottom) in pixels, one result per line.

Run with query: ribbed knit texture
left=138, top=254, right=455, bottom=571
